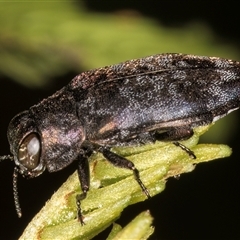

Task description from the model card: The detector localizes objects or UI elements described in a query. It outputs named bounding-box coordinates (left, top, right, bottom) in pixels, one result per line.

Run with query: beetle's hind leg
left=153, top=126, right=196, bottom=159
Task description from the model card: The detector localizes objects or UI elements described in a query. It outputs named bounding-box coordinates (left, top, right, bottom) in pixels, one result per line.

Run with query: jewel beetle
left=1, top=53, right=240, bottom=224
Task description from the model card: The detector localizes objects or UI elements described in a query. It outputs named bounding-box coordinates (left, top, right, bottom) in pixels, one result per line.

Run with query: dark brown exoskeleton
left=1, top=53, right=240, bottom=224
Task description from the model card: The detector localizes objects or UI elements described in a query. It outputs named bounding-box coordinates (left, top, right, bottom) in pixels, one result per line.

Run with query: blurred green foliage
left=0, top=1, right=239, bottom=88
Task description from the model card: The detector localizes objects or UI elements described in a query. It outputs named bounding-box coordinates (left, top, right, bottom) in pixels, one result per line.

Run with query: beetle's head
left=7, top=110, right=45, bottom=178
left=0, top=110, right=45, bottom=218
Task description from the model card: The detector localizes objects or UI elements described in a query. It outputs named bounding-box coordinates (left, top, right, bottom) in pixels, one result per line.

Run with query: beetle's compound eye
left=18, top=133, right=41, bottom=170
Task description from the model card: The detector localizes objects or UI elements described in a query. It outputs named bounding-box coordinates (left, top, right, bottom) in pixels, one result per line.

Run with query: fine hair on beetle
left=1, top=53, right=240, bottom=224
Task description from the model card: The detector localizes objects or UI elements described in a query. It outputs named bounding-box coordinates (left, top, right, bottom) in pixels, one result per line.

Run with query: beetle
left=1, top=53, right=240, bottom=224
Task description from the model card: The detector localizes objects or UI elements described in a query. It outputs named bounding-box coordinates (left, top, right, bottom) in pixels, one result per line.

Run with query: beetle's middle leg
left=98, top=146, right=151, bottom=198
left=153, top=126, right=196, bottom=159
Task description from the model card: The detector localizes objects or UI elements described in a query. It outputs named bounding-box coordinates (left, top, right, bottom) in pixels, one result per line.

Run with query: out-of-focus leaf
left=109, top=211, right=154, bottom=240
left=0, top=2, right=239, bottom=87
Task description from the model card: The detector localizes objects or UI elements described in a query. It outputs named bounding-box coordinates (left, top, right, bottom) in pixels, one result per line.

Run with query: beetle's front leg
left=76, top=148, right=92, bottom=225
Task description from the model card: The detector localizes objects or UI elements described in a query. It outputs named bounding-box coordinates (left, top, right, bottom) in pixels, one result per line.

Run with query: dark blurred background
left=0, top=1, right=240, bottom=239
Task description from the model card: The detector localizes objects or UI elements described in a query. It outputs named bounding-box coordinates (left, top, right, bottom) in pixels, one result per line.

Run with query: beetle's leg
left=153, top=127, right=196, bottom=159
left=154, top=126, right=194, bottom=141
left=172, top=142, right=196, bottom=159
left=76, top=148, right=92, bottom=225
left=98, top=147, right=151, bottom=198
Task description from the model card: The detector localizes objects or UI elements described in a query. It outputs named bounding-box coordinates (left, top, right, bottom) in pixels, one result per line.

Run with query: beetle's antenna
left=13, top=167, right=22, bottom=218
left=0, top=155, right=22, bottom=216
left=0, top=155, right=14, bottom=162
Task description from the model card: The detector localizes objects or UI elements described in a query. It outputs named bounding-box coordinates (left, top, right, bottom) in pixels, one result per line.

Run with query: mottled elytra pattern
left=68, top=54, right=240, bottom=145
left=1, top=53, right=240, bottom=224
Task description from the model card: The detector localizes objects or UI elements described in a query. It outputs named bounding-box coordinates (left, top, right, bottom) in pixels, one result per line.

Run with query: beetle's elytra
left=1, top=53, right=240, bottom=224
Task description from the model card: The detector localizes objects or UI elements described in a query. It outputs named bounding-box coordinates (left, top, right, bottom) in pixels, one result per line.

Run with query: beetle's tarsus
left=76, top=194, right=86, bottom=225
left=132, top=167, right=151, bottom=198
left=173, top=142, right=196, bottom=159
